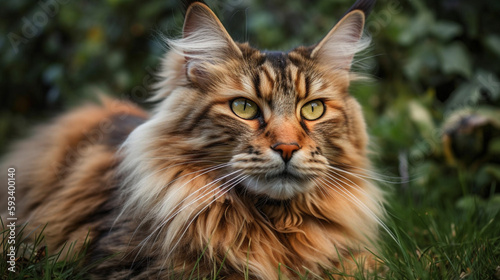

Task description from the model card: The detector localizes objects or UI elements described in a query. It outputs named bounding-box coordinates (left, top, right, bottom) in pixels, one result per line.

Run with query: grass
left=375, top=195, right=500, bottom=280
left=0, top=222, right=94, bottom=280
left=1, top=191, right=499, bottom=279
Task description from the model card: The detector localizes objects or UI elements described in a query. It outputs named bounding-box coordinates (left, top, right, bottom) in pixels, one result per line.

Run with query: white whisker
left=327, top=164, right=404, bottom=184
left=130, top=169, right=244, bottom=264
left=317, top=174, right=399, bottom=245
left=149, top=169, right=242, bottom=238
left=326, top=168, right=383, bottom=206
left=156, top=174, right=249, bottom=278
left=113, top=162, right=232, bottom=234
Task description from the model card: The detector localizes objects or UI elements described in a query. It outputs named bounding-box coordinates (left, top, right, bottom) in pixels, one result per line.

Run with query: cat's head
left=143, top=0, right=374, bottom=200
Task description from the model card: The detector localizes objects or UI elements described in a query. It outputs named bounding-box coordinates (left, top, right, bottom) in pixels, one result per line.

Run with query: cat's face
left=151, top=3, right=370, bottom=200
left=224, top=49, right=358, bottom=199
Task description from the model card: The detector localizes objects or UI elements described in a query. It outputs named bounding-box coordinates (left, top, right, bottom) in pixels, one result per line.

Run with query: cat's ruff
left=0, top=0, right=385, bottom=279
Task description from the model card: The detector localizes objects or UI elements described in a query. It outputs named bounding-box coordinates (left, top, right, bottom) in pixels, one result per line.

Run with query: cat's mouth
left=240, top=170, right=313, bottom=199
left=266, top=171, right=303, bottom=181
left=231, top=153, right=320, bottom=199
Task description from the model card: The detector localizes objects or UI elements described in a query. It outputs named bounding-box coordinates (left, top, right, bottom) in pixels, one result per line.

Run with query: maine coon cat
left=1, top=0, right=386, bottom=278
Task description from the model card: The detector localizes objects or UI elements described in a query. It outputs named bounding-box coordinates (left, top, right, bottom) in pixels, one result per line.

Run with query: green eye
left=301, top=100, right=325, bottom=121
left=231, top=98, right=259, bottom=120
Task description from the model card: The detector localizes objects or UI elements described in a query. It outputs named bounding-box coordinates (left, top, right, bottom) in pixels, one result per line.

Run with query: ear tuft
left=344, top=0, right=376, bottom=17
left=181, top=0, right=207, bottom=15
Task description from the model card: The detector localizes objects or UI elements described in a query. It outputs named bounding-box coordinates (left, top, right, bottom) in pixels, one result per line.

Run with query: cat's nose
left=271, top=143, right=301, bottom=163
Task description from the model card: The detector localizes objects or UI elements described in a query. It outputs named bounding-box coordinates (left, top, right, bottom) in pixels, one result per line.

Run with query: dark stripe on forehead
left=304, top=75, right=310, bottom=99
left=294, top=68, right=303, bottom=96
left=253, top=73, right=262, bottom=98
left=263, top=51, right=288, bottom=69
left=263, top=51, right=292, bottom=98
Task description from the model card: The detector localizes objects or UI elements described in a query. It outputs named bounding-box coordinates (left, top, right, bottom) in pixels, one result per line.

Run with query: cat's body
left=1, top=0, right=385, bottom=279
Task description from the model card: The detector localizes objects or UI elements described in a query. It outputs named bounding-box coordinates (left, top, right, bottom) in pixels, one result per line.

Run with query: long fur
left=1, top=1, right=385, bottom=279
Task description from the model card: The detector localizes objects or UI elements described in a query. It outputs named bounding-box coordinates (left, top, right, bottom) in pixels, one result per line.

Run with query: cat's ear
left=176, top=2, right=242, bottom=86
left=182, top=2, right=241, bottom=57
left=311, top=0, right=374, bottom=72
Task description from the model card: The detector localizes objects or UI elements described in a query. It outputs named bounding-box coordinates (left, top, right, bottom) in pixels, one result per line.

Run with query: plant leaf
left=431, top=21, right=462, bottom=41
left=438, top=42, right=472, bottom=78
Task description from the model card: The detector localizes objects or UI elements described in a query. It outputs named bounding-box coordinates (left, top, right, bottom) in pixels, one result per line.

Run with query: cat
left=1, top=0, right=386, bottom=278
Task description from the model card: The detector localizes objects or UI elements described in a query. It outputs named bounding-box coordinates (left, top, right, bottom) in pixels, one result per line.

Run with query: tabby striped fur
left=1, top=0, right=384, bottom=279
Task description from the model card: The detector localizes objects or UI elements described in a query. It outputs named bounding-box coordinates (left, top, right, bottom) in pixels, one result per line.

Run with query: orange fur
left=1, top=1, right=385, bottom=279
left=1, top=99, right=148, bottom=254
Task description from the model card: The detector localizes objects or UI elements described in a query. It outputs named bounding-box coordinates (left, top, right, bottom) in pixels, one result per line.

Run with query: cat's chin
left=241, top=174, right=313, bottom=200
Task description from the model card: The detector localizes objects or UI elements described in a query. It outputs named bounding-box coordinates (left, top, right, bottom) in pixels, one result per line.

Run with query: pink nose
left=271, top=143, right=301, bottom=162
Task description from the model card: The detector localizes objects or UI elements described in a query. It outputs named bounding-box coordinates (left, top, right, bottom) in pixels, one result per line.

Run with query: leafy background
left=1, top=0, right=500, bottom=278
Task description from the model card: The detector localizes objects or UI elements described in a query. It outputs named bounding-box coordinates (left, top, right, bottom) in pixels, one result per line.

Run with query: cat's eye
left=231, top=98, right=259, bottom=120
left=301, top=100, right=325, bottom=121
